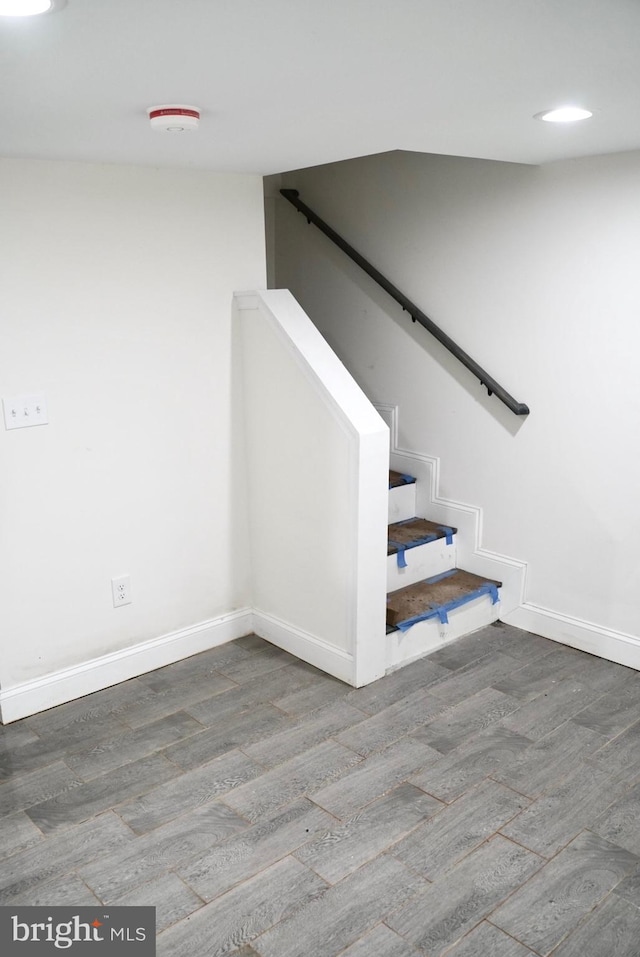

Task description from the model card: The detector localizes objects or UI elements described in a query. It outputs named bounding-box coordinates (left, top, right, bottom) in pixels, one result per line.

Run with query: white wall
left=236, top=290, right=389, bottom=687
left=0, top=158, right=266, bottom=712
left=271, top=149, right=640, bottom=660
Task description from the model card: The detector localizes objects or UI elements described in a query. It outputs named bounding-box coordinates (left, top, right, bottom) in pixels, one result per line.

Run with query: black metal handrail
left=280, top=188, right=530, bottom=416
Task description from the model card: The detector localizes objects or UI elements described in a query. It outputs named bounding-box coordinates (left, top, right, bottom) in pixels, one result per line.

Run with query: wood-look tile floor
left=3, top=625, right=640, bottom=956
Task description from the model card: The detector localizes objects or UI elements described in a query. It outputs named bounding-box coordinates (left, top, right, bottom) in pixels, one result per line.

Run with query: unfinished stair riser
left=388, top=471, right=417, bottom=524
left=387, top=518, right=457, bottom=591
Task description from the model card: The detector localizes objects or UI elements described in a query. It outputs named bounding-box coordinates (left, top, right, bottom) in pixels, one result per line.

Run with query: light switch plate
left=3, top=394, right=49, bottom=430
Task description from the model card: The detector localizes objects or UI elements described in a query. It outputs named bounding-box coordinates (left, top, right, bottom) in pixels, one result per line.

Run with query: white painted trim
left=0, top=609, right=253, bottom=724
left=503, top=603, right=640, bottom=671
left=253, top=609, right=357, bottom=685
left=237, top=290, right=388, bottom=690
left=375, top=402, right=527, bottom=617
left=238, top=290, right=387, bottom=441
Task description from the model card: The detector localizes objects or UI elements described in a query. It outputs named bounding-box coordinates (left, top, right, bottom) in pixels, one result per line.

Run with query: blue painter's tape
left=424, top=569, right=458, bottom=586
left=400, top=473, right=415, bottom=485
left=395, top=582, right=500, bottom=633
left=389, top=534, right=439, bottom=568
left=388, top=540, right=408, bottom=568
left=396, top=605, right=450, bottom=631
left=485, top=583, right=500, bottom=605
left=450, top=583, right=499, bottom=607
left=396, top=607, right=440, bottom=632
left=436, top=583, right=500, bottom=616
left=438, top=525, right=455, bottom=545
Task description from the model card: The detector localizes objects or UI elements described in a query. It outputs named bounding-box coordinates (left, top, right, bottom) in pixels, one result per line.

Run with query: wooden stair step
left=389, top=470, right=416, bottom=488
left=386, top=568, right=501, bottom=630
left=388, top=517, right=456, bottom=557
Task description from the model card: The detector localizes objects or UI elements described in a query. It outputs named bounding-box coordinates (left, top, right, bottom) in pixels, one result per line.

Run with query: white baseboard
left=0, top=609, right=253, bottom=724
left=253, top=609, right=356, bottom=685
left=503, top=603, right=640, bottom=671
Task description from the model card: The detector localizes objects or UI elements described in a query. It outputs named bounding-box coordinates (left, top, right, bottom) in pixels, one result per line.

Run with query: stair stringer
left=376, top=403, right=527, bottom=619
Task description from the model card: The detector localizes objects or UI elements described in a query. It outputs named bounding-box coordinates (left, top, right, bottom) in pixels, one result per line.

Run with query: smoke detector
left=147, top=105, right=200, bottom=133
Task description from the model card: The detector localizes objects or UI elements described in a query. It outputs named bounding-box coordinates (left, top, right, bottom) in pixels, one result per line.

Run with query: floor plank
left=549, top=893, right=640, bottom=957
left=409, top=726, right=533, bottom=803
left=109, top=872, right=204, bottom=934
left=177, top=798, right=335, bottom=902
left=572, top=680, right=640, bottom=739
left=445, top=922, right=536, bottom=957
left=344, top=656, right=452, bottom=714
left=0, top=811, right=134, bottom=904
left=491, top=830, right=639, bottom=955
left=242, top=701, right=368, bottom=768
left=2, top=873, right=102, bottom=907
left=162, top=704, right=290, bottom=771
left=335, top=689, right=452, bottom=757
left=272, top=674, right=352, bottom=716
left=158, top=856, right=327, bottom=957
left=612, top=862, right=640, bottom=908
left=328, top=923, right=422, bottom=957
left=79, top=802, right=248, bottom=903
left=309, top=737, right=441, bottom=819
left=389, top=778, right=529, bottom=880
left=117, top=748, right=264, bottom=834
left=25, top=753, right=180, bottom=834
left=427, top=652, right=527, bottom=707
left=137, top=642, right=253, bottom=692
left=498, top=677, right=602, bottom=740
left=2, top=629, right=639, bottom=957
left=64, top=711, right=204, bottom=780
left=500, top=762, right=635, bottom=857
left=213, top=646, right=297, bottom=684
left=252, top=855, right=426, bottom=957
left=294, top=783, right=439, bottom=883
left=223, top=740, right=363, bottom=823
left=120, top=673, right=237, bottom=729
left=185, top=663, right=331, bottom=726
left=0, top=761, right=82, bottom=817
left=0, top=810, right=44, bottom=860
left=0, top=712, right=132, bottom=776
left=385, top=835, right=543, bottom=957
left=586, top=718, right=640, bottom=779
left=413, top=686, right=521, bottom=753
left=590, top=779, right=640, bottom=855
left=491, top=719, right=606, bottom=799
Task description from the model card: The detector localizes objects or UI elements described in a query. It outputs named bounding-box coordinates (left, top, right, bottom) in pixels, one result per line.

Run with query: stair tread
left=387, top=568, right=502, bottom=629
left=387, top=517, right=456, bottom=555
left=389, top=470, right=416, bottom=488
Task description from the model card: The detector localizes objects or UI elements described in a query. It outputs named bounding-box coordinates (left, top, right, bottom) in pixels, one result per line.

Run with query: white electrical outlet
left=111, top=575, right=132, bottom=607
left=3, top=393, right=48, bottom=430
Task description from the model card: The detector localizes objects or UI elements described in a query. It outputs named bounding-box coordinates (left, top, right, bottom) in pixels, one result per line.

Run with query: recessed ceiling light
left=0, top=0, right=66, bottom=14
left=535, top=107, right=593, bottom=123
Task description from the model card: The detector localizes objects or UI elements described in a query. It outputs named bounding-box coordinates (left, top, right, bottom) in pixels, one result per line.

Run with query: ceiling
left=2, top=0, right=640, bottom=175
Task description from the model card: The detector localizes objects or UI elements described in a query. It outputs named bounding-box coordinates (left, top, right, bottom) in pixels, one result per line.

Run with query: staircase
left=386, top=470, right=502, bottom=670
